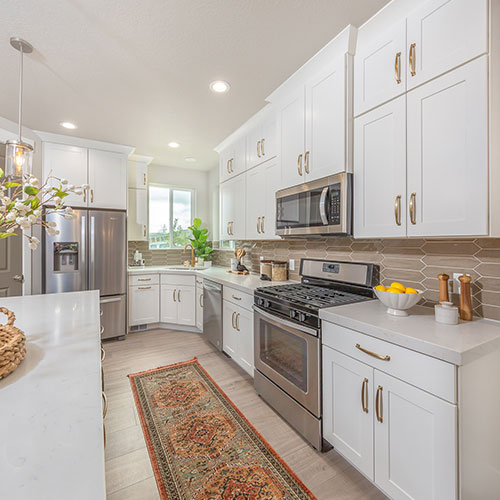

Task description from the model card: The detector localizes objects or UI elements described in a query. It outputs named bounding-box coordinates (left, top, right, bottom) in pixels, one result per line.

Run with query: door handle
left=356, top=343, right=391, bottom=361
left=101, top=345, right=106, bottom=362
left=90, top=216, right=95, bottom=290
left=409, top=192, right=416, bottom=225
left=257, top=217, right=261, bottom=233
left=143, top=173, right=147, bottom=186
left=409, top=43, right=416, bottom=76
left=395, top=51, right=402, bottom=83
left=236, top=312, right=240, bottom=331
left=138, top=286, right=151, bottom=290
left=13, top=274, right=24, bottom=283
left=177, top=289, right=181, bottom=302
left=361, top=378, right=369, bottom=414
left=260, top=216, right=265, bottom=233
left=143, top=225, right=147, bottom=238
left=199, top=293, right=203, bottom=307
left=102, top=391, right=108, bottom=419
left=304, top=151, right=310, bottom=174
left=230, top=222, right=233, bottom=235
left=394, top=195, right=401, bottom=226
left=257, top=140, right=261, bottom=158
left=138, top=278, right=151, bottom=282
left=100, top=325, right=104, bottom=334
left=297, top=154, right=303, bottom=176
left=319, top=187, right=329, bottom=225
left=232, top=295, right=241, bottom=301
left=100, top=296, right=122, bottom=304
left=231, top=311, right=236, bottom=329
left=90, top=188, right=94, bottom=204
left=173, top=288, right=176, bottom=302
left=83, top=190, right=87, bottom=203
left=227, top=160, right=230, bottom=173
left=261, top=138, right=265, bottom=156
left=376, top=385, right=383, bottom=423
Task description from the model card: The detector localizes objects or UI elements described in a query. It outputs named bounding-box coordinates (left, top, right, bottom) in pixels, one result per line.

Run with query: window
left=149, top=185, right=193, bottom=249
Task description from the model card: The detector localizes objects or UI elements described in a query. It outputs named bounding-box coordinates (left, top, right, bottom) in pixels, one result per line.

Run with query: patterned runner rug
left=129, top=358, right=317, bottom=500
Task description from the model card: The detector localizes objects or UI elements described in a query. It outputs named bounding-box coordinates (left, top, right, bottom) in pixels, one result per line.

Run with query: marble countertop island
left=0, top=291, right=105, bottom=500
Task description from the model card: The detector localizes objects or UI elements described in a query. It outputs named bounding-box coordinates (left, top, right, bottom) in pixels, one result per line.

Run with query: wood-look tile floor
left=103, top=328, right=387, bottom=500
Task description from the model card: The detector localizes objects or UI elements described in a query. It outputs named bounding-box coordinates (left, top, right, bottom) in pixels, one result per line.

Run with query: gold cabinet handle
left=394, top=195, right=401, bottom=226
left=304, top=151, right=310, bottom=174
left=100, top=325, right=104, bottom=335
left=101, top=344, right=105, bottom=362
left=230, top=159, right=234, bottom=173
left=236, top=312, right=240, bottom=331
left=101, top=366, right=105, bottom=391
left=173, top=288, right=176, bottom=302
left=91, top=188, right=94, bottom=203
left=409, top=192, right=416, bottom=225
left=395, top=52, right=402, bottom=84
left=83, top=190, right=87, bottom=203
left=143, top=225, right=147, bottom=237
left=177, top=289, right=181, bottom=302
left=103, top=422, right=106, bottom=448
left=231, top=311, right=236, bottom=329
left=409, top=43, right=416, bottom=76
left=376, top=385, right=383, bottom=423
left=138, top=286, right=151, bottom=290
left=226, top=160, right=230, bottom=173
left=297, top=154, right=303, bottom=176
left=261, top=138, right=265, bottom=156
left=230, top=221, right=233, bottom=235
left=144, top=173, right=147, bottom=186
left=257, top=216, right=261, bottom=233
left=257, top=140, right=261, bottom=158
left=102, top=391, right=108, bottom=419
left=355, top=343, right=391, bottom=361
left=199, top=293, right=203, bottom=307
left=138, top=278, right=151, bottom=282
left=361, top=378, right=369, bottom=414
left=260, top=215, right=265, bottom=233
left=232, top=295, right=241, bottom=301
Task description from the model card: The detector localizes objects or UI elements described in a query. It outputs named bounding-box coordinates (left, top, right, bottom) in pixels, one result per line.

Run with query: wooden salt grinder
left=437, top=273, right=450, bottom=303
left=458, top=274, right=473, bottom=321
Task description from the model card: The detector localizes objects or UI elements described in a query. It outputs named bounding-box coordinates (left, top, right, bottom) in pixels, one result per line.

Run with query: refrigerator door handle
left=90, top=215, right=95, bottom=290
left=81, top=215, right=86, bottom=288
left=100, top=297, right=123, bottom=304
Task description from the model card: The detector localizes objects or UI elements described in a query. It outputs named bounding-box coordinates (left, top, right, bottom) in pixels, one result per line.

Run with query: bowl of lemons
left=373, top=282, right=423, bottom=316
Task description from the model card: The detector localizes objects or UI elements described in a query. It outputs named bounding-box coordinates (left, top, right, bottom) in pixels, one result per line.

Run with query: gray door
left=0, top=144, right=23, bottom=296
left=43, top=208, right=87, bottom=294
left=89, top=210, right=126, bottom=296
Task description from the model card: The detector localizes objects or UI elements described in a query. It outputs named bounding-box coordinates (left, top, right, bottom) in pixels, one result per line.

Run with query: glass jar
left=260, top=260, right=272, bottom=279
left=271, top=261, right=288, bottom=281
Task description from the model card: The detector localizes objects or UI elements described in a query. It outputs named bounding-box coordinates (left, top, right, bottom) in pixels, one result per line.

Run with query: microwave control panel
left=330, top=184, right=341, bottom=225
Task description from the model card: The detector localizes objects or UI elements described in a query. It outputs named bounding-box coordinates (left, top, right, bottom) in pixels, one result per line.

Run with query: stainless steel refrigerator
left=43, top=209, right=127, bottom=340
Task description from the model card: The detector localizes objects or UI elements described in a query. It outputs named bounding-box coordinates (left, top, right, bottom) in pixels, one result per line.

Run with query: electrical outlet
left=289, top=259, right=295, bottom=271
left=453, top=273, right=470, bottom=294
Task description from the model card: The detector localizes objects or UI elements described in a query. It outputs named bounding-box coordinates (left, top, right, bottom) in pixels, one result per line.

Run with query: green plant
left=188, top=218, right=214, bottom=261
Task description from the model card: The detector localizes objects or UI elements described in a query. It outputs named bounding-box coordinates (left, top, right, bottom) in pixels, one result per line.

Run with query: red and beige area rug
left=129, top=358, right=317, bottom=500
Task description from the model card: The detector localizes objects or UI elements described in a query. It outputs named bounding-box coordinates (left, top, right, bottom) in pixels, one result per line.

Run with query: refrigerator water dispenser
left=53, top=242, right=79, bottom=272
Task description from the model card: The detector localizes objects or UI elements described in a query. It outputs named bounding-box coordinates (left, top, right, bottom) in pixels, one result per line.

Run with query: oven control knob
left=264, top=299, right=271, bottom=308
left=298, top=312, right=307, bottom=323
left=289, top=310, right=297, bottom=320
left=257, top=298, right=264, bottom=307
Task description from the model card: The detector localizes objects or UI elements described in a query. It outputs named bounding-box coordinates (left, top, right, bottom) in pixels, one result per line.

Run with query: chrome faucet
left=184, top=243, right=197, bottom=268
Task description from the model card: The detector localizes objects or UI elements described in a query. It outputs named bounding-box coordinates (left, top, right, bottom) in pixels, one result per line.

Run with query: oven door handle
left=253, top=306, right=318, bottom=337
left=319, top=187, right=329, bottom=225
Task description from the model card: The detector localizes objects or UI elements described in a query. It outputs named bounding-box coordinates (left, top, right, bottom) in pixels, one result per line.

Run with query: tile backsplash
left=211, top=238, right=500, bottom=321
left=129, top=238, right=500, bottom=320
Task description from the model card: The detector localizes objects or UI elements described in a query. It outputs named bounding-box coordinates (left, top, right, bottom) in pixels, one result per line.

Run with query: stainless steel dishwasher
left=203, top=279, right=223, bottom=351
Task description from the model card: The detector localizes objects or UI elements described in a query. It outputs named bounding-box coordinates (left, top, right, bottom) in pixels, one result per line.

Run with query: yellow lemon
left=390, top=282, right=406, bottom=292
left=386, top=287, right=404, bottom=294
left=375, top=285, right=387, bottom=292
left=405, top=287, right=418, bottom=294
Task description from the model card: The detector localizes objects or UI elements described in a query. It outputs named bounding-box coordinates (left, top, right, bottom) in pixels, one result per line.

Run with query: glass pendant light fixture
left=5, top=37, right=34, bottom=178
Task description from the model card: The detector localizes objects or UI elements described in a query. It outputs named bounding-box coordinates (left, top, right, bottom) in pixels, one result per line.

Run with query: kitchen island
left=0, top=290, right=105, bottom=500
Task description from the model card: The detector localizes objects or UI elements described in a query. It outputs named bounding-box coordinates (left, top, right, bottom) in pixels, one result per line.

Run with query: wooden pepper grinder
left=458, top=274, right=473, bottom=321
left=437, top=273, right=450, bottom=303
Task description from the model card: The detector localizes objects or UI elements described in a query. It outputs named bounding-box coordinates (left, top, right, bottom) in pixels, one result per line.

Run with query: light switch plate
left=289, top=259, right=295, bottom=271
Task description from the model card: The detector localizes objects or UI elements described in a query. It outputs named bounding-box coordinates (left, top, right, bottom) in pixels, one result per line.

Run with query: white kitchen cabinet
left=246, top=113, right=278, bottom=170
left=127, top=157, right=149, bottom=189
left=354, top=96, right=406, bottom=238
left=160, top=284, right=178, bottom=323
left=220, top=174, right=246, bottom=240
left=406, top=0, right=488, bottom=91
left=160, top=282, right=196, bottom=326
left=220, top=138, right=246, bottom=183
left=406, top=56, right=488, bottom=236
left=129, top=284, right=160, bottom=326
left=196, top=282, right=203, bottom=330
left=42, top=143, right=88, bottom=208
left=223, top=300, right=254, bottom=377
left=127, top=188, right=147, bottom=241
left=88, top=149, right=127, bottom=210
left=374, top=371, right=457, bottom=500
left=245, top=158, right=281, bottom=240
left=323, top=346, right=374, bottom=480
left=354, top=19, right=407, bottom=117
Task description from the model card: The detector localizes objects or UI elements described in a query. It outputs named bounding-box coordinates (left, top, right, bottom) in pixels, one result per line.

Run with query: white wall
left=208, top=166, right=220, bottom=241
left=148, top=163, right=215, bottom=238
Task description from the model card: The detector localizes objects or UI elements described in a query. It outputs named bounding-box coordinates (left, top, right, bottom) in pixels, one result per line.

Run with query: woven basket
left=0, top=307, right=26, bottom=380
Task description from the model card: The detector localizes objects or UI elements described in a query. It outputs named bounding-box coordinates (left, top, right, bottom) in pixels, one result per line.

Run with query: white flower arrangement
left=0, top=170, right=89, bottom=250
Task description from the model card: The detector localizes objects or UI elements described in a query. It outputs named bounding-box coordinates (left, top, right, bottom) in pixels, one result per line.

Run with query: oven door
left=253, top=306, right=320, bottom=417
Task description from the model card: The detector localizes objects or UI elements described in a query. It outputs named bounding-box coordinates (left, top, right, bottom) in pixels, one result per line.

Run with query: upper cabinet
left=246, top=113, right=278, bottom=170
left=219, top=138, right=245, bottom=183
left=128, top=155, right=152, bottom=189
left=42, top=140, right=130, bottom=210
left=127, top=155, right=152, bottom=241
left=220, top=174, right=246, bottom=241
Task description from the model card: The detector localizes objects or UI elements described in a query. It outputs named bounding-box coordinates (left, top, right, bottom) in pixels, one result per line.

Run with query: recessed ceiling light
left=184, top=157, right=197, bottom=163
left=60, top=121, right=77, bottom=129
left=168, top=142, right=180, bottom=148
left=209, top=80, right=230, bottom=93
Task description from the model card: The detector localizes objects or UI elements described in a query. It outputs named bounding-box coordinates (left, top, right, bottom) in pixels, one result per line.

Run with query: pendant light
left=5, top=37, right=34, bottom=178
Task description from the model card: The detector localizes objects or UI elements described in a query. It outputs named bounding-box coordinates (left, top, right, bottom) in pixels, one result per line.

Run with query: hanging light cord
left=18, top=43, right=24, bottom=142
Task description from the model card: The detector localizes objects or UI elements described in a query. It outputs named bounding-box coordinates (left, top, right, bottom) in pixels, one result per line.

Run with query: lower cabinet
left=323, top=340, right=457, bottom=500
left=196, top=282, right=203, bottom=330
left=160, top=284, right=196, bottom=326
left=223, top=300, right=254, bottom=377
left=128, top=284, right=160, bottom=326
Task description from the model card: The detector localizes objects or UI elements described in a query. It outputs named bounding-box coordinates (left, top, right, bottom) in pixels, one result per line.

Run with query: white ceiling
left=0, top=0, right=389, bottom=171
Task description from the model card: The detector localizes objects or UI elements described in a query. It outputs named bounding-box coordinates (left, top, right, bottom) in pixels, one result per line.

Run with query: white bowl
left=373, top=287, right=423, bottom=316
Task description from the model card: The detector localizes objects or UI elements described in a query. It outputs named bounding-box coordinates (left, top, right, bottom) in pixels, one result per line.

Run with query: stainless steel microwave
left=275, top=173, right=352, bottom=236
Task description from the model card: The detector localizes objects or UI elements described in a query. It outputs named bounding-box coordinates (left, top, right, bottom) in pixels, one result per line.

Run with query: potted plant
left=188, top=218, right=213, bottom=267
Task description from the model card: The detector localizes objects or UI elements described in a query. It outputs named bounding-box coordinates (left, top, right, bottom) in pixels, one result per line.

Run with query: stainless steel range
left=253, top=259, right=379, bottom=450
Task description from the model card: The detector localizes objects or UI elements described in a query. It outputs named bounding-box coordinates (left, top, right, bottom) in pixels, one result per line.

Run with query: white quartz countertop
left=128, top=265, right=297, bottom=293
left=0, top=291, right=105, bottom=500
left=319, top=300, right=500, bottom=365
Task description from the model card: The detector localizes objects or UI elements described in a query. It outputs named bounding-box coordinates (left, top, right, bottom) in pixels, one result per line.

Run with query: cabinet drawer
left=323, top=322, right=456, bottom=403
left=223, top=286, right=253, bottom=311
left=129, top=274, right=159, bottom=286
left=160, top=273, right=195, bottom=286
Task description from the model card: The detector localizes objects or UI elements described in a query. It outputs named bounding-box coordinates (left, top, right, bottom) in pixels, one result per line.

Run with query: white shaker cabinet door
left=43, top=143, right=88, bottom=208
left=88, top=149, right=127, bottom=209
left=176, top=285, right=196, bottom=326
left=245, top=166, right=264, bottom=240
left=374, top=371, right=457, bottom=500
left=219, top=179, right=233, bottom=241
left=129, top=285, right=159, bottom=326
left=354, top=96, right=406, bottom=238
left=323, top=346, right=374, bottom=480
left=223, top=302, right=238, bottom=359
left=160, top=284, right=178, bottom=324
left=235, top=307, right=254, bottom=377
left=305, top=58, right=347, bottom=181
left=247, top=125, right=264, bottom=170
left=406, top=0, right=488, bottom=91
left=196, top=285, right=203, bottom=330
left=127, top=188, right=147, bottom=241
left=262, top=158, right=281, bottom=239
left=279, top=87, right=306, bottom=189
left=354, top=19, right=406, bottom=117
left=261, top=113, right=278, bottom=163
left=406, top=57, right=488, bottom=236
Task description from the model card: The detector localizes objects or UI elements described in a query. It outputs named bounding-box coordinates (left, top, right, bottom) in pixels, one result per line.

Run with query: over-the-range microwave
left=275, top=172, right=352, bottom=237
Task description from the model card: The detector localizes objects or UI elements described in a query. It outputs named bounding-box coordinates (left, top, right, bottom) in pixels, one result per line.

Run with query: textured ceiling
left=0, top=0, right=389, bottom=170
